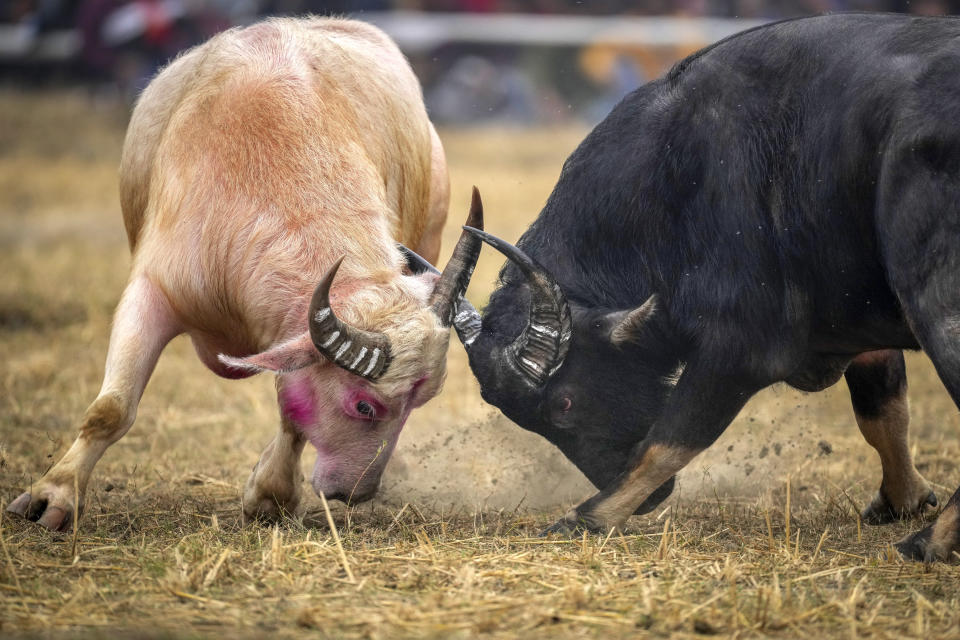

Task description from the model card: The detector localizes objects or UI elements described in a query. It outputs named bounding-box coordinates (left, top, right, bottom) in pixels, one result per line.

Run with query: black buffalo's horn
left=429, top=187, right=484, bottom=346
left=460, top=227, right=571, bottom=388
left=309, top=257, right=392, bottom=380
left=397, top=243, right=441, bottom=276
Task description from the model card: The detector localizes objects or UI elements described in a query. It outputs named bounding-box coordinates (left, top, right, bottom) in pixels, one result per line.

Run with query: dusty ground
left=1, top=90, right=959, bottom=638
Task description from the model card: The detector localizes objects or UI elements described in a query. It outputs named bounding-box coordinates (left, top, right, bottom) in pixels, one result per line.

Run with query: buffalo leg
left=880, top=152, right=960, bottom=561
left=241, top=388, right=306, bottom=524
left=892, top=312, right=960, bottom=562
left=6, top=275, right=180, bottom=531
left=543, top=364, right=763, bottom=535
left=898, top=487, right=960, bottom=563
left=845, top=350, right=937, bottom=524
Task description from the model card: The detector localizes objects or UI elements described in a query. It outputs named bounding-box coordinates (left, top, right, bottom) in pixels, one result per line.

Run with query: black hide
left=466, top=13, right=960, bottom=511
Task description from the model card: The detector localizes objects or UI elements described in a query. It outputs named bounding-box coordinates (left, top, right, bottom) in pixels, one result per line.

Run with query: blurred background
left=3, top=0, right=959, bottom=119
left=2, top=2, right=958, bottom=520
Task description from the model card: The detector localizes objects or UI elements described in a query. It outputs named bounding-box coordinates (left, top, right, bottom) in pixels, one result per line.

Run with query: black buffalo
left=449, top=14, right=960, bottom=562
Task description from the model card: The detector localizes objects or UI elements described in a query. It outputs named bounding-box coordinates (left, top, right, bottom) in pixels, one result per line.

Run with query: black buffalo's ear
left=608, top=295, right=657, bottom=346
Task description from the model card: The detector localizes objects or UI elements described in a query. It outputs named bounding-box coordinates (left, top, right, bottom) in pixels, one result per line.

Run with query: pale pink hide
left=6, top=17, right=450, bottom=530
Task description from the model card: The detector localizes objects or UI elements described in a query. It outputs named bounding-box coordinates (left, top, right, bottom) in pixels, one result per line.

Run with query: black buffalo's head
left=445, top=218, right=679, bottom=512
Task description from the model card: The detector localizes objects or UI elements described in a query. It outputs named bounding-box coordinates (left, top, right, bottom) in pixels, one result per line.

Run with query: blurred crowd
left=7, top=0, right=958, bottom=31
left=3, top=0, right=958, bottom=120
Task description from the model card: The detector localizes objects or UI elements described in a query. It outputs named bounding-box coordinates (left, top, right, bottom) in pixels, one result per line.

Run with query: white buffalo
left=7, top=16, right=482, bottom=529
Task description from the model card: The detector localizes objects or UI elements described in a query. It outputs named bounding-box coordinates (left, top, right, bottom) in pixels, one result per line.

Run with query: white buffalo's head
left=220, top=191, right=483, bottom=503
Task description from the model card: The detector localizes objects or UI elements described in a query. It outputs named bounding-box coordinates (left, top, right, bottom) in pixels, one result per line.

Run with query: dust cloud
left=372, top=380, right=865, bottom=514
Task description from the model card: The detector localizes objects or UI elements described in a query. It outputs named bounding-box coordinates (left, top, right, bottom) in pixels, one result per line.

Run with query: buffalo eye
left=549, top=395, right=574, bottom=429
left=356, top=401, right=376, bottom=419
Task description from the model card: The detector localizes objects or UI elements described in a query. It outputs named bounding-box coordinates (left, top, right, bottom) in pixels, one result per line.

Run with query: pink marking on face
left=279, top=377, right=316, bottom=427
left=311, top=398, right=417, bottom=501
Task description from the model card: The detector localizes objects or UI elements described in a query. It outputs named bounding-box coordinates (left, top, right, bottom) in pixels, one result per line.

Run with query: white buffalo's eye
left=356, top=401, right=376, bottom=418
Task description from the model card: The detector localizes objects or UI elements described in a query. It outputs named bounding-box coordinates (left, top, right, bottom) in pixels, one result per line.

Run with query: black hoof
left=540, top=518, right=577, bottom=537
left=539, top=511, right=607, bottom=538
left=895, top=526, right=934, bottom=563
left=862, top=490, right=937, bottom=526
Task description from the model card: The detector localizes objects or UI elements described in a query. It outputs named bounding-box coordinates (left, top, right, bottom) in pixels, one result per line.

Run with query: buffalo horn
left=309, top=257, right=392, bottom=380
left=429, top=187, right=484, bottom=347
left=460, top=227, right=571, bottom=387
left=397, top=243, right=441, bottom=276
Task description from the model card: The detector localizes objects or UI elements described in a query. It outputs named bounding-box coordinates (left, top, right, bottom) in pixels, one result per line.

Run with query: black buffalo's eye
left=356, top=401, right=375, bottom=418
left=559, top=397, right=572, bottom=413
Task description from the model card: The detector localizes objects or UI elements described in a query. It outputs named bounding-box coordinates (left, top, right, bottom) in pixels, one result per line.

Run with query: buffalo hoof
left=895, top=503, right=960, bottom=563
left=539, top=511, right=608, bottom=538
left=6, top=491, right=76, bottom=532
left=895, top=525, right=940, bottom=563
left=241, top=463, right=302, bottom=526
left=241, top=499, right=298, bottom=526
left=862, top=488, right=937, bottom=525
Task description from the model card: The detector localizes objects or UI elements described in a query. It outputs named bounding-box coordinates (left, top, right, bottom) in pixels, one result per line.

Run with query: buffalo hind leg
left=543, top=364, right=763, bottom=535
left=879, top=148, right=960, bottom=561
left=890, top=334, right=960, bottom=560
left=242, top=393, right=306, bottom=524
left=845, top=350, right=936, bottom=524
left=6, top=275, right=180, bottom=531
left=891, top=312, right=960, bottom=562
left=898, top=487, right=960, bottom=563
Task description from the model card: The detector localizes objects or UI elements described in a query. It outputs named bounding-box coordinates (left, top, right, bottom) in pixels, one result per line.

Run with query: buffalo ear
left=608, top=295, right=657, bottom=346
left=218, top=332, right=320, bottom=374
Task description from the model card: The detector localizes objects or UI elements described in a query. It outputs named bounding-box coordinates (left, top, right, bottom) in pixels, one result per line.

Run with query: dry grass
left=1, top=89, right=959, bottom=639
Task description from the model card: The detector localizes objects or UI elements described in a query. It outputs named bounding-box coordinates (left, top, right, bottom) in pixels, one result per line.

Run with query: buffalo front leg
left=845, top=350, right=936, bottom=524
left=544, top=365, right=763, bottom=535
left=241, top=425, right=305, bottom=524
left=7, top=275, right=180, bottom=531
left=241, top=379, right=306, bottom=524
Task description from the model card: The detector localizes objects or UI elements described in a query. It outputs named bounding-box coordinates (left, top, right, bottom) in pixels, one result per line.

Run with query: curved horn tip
left=461, top=225, right=488, bottom=240
left=324, top=255, right=346, bottom=283
left=460, top=225, right=503, bottom=254
left=311, top=255, right=347, bottom=305
left=467, top=187, right=484, bottom=230
left=461, top=227, right=538, bottom=274
left=398, top=243, right=441, bottom=276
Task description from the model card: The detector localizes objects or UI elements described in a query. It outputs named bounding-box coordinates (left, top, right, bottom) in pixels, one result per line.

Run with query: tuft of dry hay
left=2, top=487, right=959, bottom=639
left=1, top=90, right=959, bottom=639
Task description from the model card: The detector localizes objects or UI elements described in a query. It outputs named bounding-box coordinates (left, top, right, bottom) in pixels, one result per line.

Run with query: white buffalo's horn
left=309, top=257, right=392, bottom=380
left=429, top=187, right=484, bottom=346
